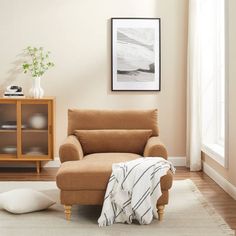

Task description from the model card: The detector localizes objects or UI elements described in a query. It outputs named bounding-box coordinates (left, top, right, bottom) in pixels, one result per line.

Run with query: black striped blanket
left=98, top=157, right=175, bottom=226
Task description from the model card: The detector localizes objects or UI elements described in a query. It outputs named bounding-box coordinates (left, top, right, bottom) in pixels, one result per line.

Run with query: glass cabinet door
left=21, top=103, right=49, bottom=157
left=0, top=103, right=17, bottom=157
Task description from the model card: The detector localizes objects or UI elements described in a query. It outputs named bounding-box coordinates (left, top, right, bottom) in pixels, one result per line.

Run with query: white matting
left=0, top=180, right=234, bottom=236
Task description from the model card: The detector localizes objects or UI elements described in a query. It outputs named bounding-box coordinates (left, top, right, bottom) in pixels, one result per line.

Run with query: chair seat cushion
left=56, top=153, right=140, bottom=191
left=56, top=153, right=173, bottom=191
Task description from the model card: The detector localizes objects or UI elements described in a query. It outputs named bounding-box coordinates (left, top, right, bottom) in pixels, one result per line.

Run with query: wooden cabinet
left=0, top=97, right=55, bottom=173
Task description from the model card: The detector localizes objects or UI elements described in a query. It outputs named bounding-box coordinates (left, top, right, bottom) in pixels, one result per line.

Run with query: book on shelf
left=1, top=124, right=17, bottom=129
left=3, top=95, right=25, bottom=98
left=3, top=91, right=25, bottom=98
left=0, top=121, right=26, bottom=129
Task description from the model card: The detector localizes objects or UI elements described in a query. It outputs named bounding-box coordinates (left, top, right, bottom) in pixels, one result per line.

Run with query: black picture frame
left=111, top=18, right=161, bottom=91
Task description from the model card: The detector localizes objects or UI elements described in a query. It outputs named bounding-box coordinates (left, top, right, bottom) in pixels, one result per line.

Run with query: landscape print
left=117, top=28, right=155, bottom=82
left=112, top=18, right=160, bottom=91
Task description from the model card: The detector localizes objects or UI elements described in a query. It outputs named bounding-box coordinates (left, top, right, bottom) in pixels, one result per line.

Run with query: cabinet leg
left=36, top=161, right=41, bottom=174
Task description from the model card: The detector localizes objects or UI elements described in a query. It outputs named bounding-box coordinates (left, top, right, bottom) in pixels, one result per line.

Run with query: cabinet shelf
left=20, top=155, right=50, bottom=160
left=22, top=129, right=48, bottom=133
left=0, top=154, right=17, bottom=160
left=0, top=98, right=55, bottom=173
left=0, top=157, right=51, bottom=161
left=0, top=129, right=16, bottom=133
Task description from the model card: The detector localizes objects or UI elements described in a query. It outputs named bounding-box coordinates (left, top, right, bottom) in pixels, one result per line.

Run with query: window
left=200, top=0, right=226, bottom=166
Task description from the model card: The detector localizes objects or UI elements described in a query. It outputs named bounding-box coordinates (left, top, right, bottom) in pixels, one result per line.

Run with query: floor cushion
left=0, top=189, right=55, bottom=214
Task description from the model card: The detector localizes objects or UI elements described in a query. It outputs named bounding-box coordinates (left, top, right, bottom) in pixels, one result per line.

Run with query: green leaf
left=22, top=46, right=54, bottom=77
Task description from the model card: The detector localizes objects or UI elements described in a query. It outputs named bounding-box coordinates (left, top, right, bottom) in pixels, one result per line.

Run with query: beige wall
left=0, top=0, right=188, bottom=157
left=1, top=0, right=234, bottom=188
left=203, top=0, right=236, bottom=187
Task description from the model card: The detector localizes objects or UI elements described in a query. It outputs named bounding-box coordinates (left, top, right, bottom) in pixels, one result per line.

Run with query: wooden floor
left=0, top=167, right=235, bottom=232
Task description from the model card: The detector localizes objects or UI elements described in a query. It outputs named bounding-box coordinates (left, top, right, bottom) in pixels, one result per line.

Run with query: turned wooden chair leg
left=64, top=205, right=72, bottom=220
left=157, top=205, right=165, bottom=221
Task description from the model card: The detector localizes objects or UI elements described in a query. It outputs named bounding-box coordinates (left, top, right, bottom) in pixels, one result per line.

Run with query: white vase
left=29, top=113, right=47, bottom=129
left=29, top=77, right=44, bottom=98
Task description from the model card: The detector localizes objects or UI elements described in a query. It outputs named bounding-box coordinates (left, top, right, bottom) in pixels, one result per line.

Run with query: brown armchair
left=56, top=109, right=173, bottom=221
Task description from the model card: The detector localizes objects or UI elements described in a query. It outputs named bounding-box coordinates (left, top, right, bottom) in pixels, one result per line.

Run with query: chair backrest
left=68, top=109, right=159, bottom=136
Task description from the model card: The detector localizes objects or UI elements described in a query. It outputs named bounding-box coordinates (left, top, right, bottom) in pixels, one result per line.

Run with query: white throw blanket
left=98, top=157, right=175, bottom=227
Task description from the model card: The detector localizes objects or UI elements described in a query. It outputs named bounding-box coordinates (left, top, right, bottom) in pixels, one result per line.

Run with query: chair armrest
left=59, top=135, right=84, bottom=163
left=143, top=137, right=168, bottom=159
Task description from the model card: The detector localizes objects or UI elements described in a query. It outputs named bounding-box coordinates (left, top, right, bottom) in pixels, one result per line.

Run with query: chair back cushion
left=74, top=129, right=152, bottom=155
left=68, top=109, right=159, bottom=136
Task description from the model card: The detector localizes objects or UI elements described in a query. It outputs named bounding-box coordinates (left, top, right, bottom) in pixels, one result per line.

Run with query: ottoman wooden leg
left=64, top=205, right=72, bottom=220
left=157, top=205, right=165, bottom=221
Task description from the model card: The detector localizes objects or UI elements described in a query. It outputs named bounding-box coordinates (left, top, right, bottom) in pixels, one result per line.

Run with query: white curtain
left=187, top=0, right=225, bottom=171
left=186, top=0, right=202, bottom=171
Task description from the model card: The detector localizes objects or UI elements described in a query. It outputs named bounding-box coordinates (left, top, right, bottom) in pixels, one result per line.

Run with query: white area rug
left=0, top=180, right=234, bottom=236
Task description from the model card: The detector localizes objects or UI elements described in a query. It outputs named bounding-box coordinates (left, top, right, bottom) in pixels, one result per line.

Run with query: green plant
left=22, top=46, right=55, bottom=78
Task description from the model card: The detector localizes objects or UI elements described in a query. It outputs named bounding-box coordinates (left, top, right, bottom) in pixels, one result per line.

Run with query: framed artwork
left=111, top=18, right=161, bottom=91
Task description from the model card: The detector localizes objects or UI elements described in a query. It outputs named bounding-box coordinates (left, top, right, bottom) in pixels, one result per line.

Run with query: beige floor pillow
left=0, top=189, right=55, bottom=214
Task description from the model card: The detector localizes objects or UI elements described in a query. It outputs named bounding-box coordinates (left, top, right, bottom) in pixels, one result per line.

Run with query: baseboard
left=43, top=157, right=60, bottom=167
left=0, top=158, right=61, bottom=168
left=203, top=162, right=236, bottom=200
left=168, top=156, right=186, bottom=166
left=0, top=156, right=186, bottom=168
left=47, top=156, right=187, bottom=167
